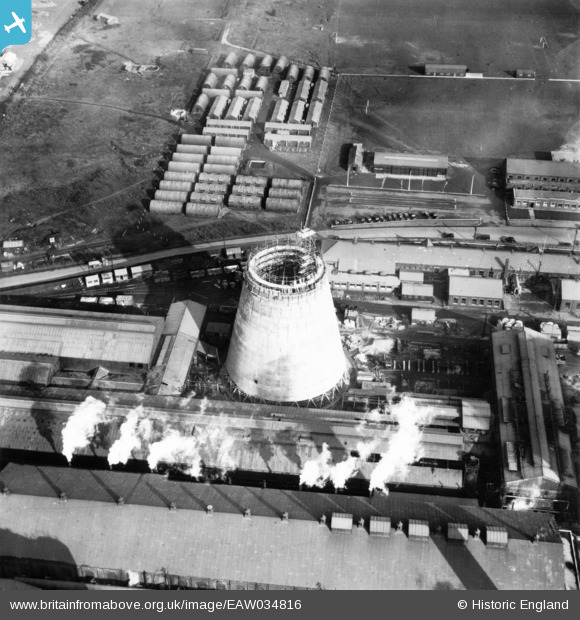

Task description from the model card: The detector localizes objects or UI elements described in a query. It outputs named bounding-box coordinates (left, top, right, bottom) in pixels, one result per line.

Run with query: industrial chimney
left=225, top=238, right=348, bottom=404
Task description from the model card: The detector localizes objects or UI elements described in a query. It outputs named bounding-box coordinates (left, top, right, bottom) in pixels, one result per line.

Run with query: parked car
left=475, top=233, right=491, bottom=240
left=500, top=236, right=516, bottom=243
left=442, top=232, right=455, bottom=239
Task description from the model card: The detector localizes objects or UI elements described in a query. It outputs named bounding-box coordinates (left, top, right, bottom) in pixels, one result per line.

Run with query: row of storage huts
left=150, top=132, right=248, bottom=216
left=219, top=50, right=330, bottom=82
left=151, top=174, right=304, bottom=216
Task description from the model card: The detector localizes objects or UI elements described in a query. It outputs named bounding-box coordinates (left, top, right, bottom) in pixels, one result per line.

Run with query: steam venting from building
left=61, top=396, right=107, bottom=463
left=299, top=396, right=431, bottom=491
left=146, top=417, right=236, bottom=478
left=225, top=239, right=347, bottom=404
left=369, top=396, right=432, bottom=493
left=108, top=406, right=153, bottom=467
left=299, top=439, right=381, bottom=489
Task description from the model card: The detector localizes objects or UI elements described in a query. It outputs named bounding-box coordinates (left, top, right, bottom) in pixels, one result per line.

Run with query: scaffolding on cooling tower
left=244, top=236, right=325, bottom=298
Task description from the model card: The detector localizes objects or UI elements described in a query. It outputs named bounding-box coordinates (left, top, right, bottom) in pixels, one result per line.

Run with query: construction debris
left=123, top=62, right=160, bottom=75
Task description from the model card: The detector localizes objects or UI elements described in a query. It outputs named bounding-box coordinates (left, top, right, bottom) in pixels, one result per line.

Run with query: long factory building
left=491, top=328, right=579, bottom=514
left=323, top=239, right=580, bottom=280
left=0, top=464, right=565, bottom=590
left=0, top=391, right=494, bottom=493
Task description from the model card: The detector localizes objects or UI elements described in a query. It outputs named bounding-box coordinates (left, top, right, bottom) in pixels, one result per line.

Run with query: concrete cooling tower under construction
left=225, top=240, right=348, bottom=405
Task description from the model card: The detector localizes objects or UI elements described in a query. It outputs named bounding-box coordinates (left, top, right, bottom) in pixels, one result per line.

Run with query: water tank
left=303, top=65, right=315, bottom=81
left=159, top=181, right=194, bottom=191
left=208, top=94, right=229, bottom=119
left=269, top=188, right=302, bottom=199
left=168, top=162, right=202, bottom=172
left=265, top=197, right=300, bottom=212
left=176, top=144, right=208, bottom=155
left=271, top=178, right=303, bottom=189
left=242, top=53, right=256, bottom=69
left=149, top=200, right=184, bottom=214
left=225, top=242, right=347, bottom=403
left=238, top=74, right=253, bottom=90
left=154, top=190, right=190, bottom=202
left=287, top=64, right=299, bottom=83
left=227, top=195, right=263, bottom=210
left=171, top=153, right=205, bottom=164
left=223, top=51, right=238, bottom=68
left=163, top=172, right=198, bottom=182
left=255, top=76, right=269, bottom=92
left=259, top=55, right=273, bottom=75
left=192, top=93, right=210, bottom=116
left=181, top=134, right=212, bottom=146
left=222, top=74, right=237, bottom=95
left=203, top=72, right=218, bottom=89
left=273, top=56, right=289, bottom=75
left=185, top=203, right=221, bottom=217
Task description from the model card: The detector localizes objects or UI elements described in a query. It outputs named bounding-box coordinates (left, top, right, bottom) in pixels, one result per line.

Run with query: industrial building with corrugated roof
left=322, top=239, right=580, bottom=279
left=0, top=390, right=491, bottom=492
left=0, top=464, right=565, bottom=590
left=506, top=158, right=580, bottom=192
left=559, top=279, right=580, bottom=312
left=156, top=301, right=207, bottom=396
left=491, top=328, right=578, bottom=514
left=448, top=275, right=503, bottom=309
left=0, top=305, right=164, bottom=373
left=373, top=152, right=448, bottom=178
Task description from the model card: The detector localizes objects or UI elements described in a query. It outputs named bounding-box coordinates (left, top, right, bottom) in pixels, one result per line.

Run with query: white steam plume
left=369, top=396, right=431, bottom=493
left=147, top=430, right=203, bottom=477
left=146, top=416, right=236, bottom=477
left=299, top=443, right=333, bottom=487
left=61, top=396, right=108, bottom=463
left=108, top=406, right=153, bottom=466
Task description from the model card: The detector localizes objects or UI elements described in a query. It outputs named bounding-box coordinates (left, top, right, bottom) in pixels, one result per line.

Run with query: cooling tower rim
left=246, top=242, right=326, bottom=295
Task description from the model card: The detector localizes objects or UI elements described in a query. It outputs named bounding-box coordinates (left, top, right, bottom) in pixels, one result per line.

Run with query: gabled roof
left=0, top=469, right=564, bottom=590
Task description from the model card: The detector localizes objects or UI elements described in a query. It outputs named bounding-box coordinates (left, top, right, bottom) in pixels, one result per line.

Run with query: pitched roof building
left=0, top=465, right=566, bottom=590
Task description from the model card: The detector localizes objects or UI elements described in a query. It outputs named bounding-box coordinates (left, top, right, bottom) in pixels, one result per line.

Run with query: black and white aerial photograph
left=0, top=0, right=579, bottom=598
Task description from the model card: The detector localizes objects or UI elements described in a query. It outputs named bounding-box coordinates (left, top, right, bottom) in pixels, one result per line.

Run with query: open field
left=0, top=0, right=302, bottom=260
left=334, top=0, right=580, bottom=77
left=229, top=0, right=580, bottom=78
